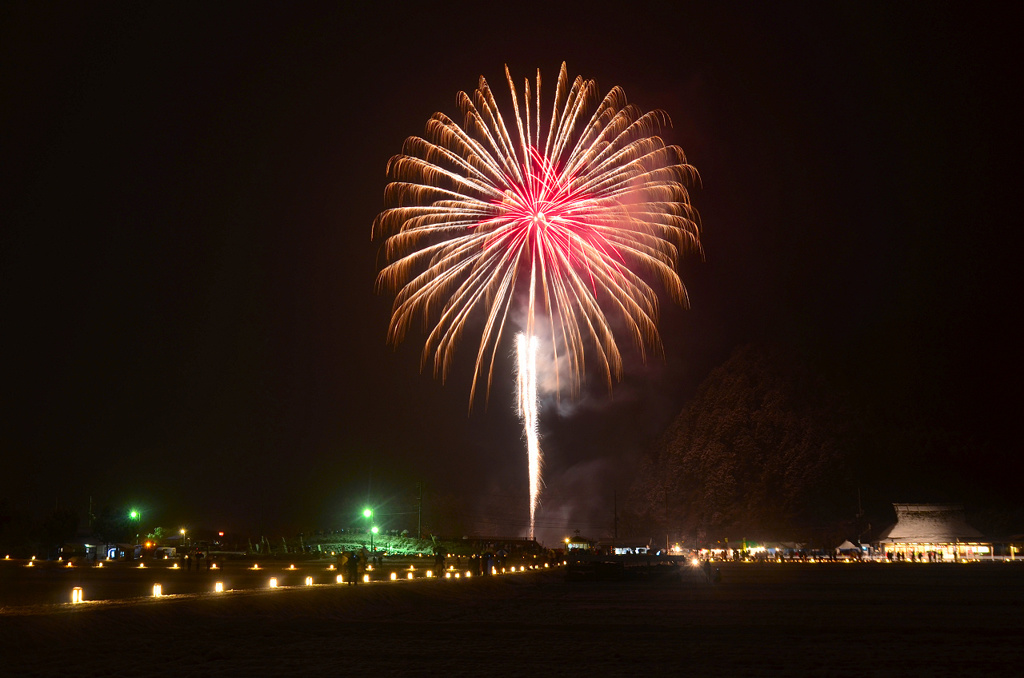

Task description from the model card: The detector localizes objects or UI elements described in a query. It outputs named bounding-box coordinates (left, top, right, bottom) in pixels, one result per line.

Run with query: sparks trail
left=516, top=333, right=541, bottom=541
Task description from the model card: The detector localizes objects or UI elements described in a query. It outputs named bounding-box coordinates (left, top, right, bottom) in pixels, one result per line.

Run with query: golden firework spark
left=374, top=62, right=701, bottom=405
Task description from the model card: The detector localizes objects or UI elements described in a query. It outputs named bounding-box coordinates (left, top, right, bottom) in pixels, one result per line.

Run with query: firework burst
left=374, top=62, right=701, bottom=405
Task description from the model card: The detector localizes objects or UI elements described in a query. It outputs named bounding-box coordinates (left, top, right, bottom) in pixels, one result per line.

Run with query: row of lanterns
left=67, top=564, right=539, bottom=604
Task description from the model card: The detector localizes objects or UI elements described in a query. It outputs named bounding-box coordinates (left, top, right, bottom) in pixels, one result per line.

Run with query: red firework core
left=480, top=149, right=627, bottom=294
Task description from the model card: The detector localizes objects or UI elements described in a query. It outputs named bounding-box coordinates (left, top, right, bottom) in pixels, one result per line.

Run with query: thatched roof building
left=875, top=504, right=990, bottom=560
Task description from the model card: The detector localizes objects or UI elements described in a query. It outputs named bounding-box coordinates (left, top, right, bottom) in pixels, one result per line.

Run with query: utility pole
left=613, top=491, right=619, bottom=545
left=417, top=482, right=423, bottom=539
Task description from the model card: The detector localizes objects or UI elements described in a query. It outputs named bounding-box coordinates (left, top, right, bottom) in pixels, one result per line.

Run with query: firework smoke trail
left=516, top=333, right=541, bottom=540
left=374, top=63, right=701, bottom=537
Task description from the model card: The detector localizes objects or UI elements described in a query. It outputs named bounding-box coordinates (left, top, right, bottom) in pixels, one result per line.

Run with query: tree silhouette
left=630, top=344, right=857, bottom=545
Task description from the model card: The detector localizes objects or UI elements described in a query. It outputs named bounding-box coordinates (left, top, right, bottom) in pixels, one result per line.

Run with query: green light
left=129, top=510, right=139, bottom=520
left=371, top=526, right=379, bottom=534
left=363, top=508, right=372, bottom=518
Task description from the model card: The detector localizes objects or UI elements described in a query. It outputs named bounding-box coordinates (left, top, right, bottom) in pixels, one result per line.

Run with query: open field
left=2, top=560, right=1022, bottom=676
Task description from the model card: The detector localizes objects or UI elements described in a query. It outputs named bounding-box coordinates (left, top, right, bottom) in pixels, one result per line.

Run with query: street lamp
left=362, top=508, right=376, bottom=552
left=129, top=509, right=141, bottom=545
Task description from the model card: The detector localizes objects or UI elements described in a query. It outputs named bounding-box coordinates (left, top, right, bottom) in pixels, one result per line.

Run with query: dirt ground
left=2, top=561, right=1021, bottom=677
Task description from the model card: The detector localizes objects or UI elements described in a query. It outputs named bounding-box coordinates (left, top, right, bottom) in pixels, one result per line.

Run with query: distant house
left=564, top=534, right=596, bottom=552
left=874, top=504, right=991, bottom=561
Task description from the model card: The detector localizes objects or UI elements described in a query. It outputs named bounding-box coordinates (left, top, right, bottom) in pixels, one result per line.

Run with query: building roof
left=876, top=504, right=985, bottom=543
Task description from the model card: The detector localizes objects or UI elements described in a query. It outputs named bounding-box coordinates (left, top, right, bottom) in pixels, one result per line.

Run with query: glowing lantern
left=305, top=576, right=313, bottom=586
left=269, top=578, right=278, bottom=588
left=152, top=584, right=162, bottom=597
left=71, top=587, right=84, bottom=604
left=214, top=582, right=224, bottom=593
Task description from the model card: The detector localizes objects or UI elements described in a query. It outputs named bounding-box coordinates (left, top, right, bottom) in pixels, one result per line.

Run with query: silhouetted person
left=346, top=551, right=358, bottom=585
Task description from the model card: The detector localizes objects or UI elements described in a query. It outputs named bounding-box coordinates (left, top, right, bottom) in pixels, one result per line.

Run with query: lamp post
left=363, top=508, right=377, bottom=553
left=129, top=509, right=141, bottom=546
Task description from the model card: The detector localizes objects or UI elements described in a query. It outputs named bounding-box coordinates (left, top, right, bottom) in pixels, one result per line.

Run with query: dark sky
left=2, top=3, right=1019, bottom=543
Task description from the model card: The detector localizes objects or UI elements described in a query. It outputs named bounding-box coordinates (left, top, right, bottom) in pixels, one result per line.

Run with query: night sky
left=3, top=3, right=1019, bottom=543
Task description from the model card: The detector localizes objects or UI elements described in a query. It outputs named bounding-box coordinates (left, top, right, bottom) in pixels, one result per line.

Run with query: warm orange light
left=71, top=587, right=84, bottom=604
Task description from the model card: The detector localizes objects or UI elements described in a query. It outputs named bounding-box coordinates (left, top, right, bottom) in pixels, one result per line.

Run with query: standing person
left=434, top=548, right=445, bottom=574
left=702, top=559, right=711, bottom=584
left=346, top=551, right=358, bottom=585
left=357, top=549, right=368, bottom=582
